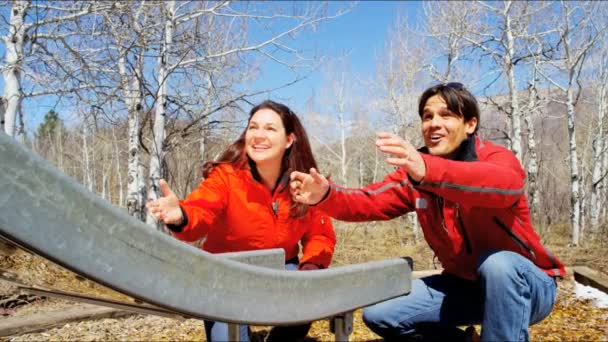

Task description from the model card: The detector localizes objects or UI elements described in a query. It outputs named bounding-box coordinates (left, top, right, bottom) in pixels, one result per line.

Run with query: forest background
left=1, top=0, right=608, bottom=273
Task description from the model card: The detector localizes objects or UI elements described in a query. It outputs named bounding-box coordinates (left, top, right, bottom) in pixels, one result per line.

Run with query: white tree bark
left=112, top=127, right=124, bottom=207
left=2, top=1, right=111, bottom=139
left=115, top=28, right=147, bottom=218
left=601, top=136, right=608, bottom=223
left=119, top=50, right=146, bottom=221
left=373, top=145, right=379, bottom=184
left=0, top=97, right=5, bottom=132
left=146, top=0, right=176, bottom=228
left=590, top=53, right=608, bottom=230
left=566, top=88, right=581, bottom=246
left=428, top=1, right=555, bottom=159
left=524, top=64, right=542, bottom=217
left=339, top=110, right=348, bottom=187
left=81, top=118, right=93, bottom=192
left=503, top=3, right=523, bottom=161
left=535, top=1, right=604, bottom=246
left=2, top=0, right=28, bottom=137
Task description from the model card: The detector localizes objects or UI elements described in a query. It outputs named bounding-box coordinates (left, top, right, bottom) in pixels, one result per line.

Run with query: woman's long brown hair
left=202, top=100, right=318, bottom=217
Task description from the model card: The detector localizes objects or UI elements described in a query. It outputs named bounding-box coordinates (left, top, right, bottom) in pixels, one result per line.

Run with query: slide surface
left=0, top=133, right=411, bottom=325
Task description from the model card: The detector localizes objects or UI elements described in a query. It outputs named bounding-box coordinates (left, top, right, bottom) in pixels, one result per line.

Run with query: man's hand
left=376, top=132, right=426, bottom=182
left=290, top=168, right=329, bottom=205
left=145, top=179, right=184, bottom=225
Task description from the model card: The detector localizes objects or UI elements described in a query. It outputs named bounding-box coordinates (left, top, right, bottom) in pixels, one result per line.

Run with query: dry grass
left=1, top=221, right=607, bottom=341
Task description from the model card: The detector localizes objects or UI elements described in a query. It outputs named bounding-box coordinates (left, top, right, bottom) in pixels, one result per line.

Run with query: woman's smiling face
left=245, top=108, right=294, bottom=167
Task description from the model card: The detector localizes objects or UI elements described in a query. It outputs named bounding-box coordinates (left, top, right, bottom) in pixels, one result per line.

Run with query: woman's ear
left=286, top=133, right=296, bottom=149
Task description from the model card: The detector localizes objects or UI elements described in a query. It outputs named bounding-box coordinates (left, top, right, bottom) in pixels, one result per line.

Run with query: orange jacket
left=173, top=164, right=336, bottom=268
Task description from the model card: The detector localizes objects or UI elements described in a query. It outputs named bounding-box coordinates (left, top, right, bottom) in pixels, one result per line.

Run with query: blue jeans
left=204, top=260, right=311, bottom=342
left=362, top=251, right=557, bottom=341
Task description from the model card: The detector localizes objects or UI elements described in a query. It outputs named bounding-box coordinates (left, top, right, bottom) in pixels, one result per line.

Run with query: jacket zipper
left=437, top=197, right=448, bottom=232
left=493, top=216, right=536, bottom=259
left=455, top=204, right=472, bottom=254
left=271, top=200, right=279, bottom=217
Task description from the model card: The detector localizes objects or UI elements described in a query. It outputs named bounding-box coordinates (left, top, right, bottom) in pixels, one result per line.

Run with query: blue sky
left=1, top=1, right=423, bottom=133
left=248, top=1, right=422, bottom=114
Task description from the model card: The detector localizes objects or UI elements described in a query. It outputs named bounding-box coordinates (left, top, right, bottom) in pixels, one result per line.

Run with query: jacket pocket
left=493, top=216, right=535, bottom=259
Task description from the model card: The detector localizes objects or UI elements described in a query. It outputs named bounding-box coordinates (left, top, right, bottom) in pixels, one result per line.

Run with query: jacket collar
left=418, top=134, right=478, bottom=162
left=247, top=159, right=290, bottom=193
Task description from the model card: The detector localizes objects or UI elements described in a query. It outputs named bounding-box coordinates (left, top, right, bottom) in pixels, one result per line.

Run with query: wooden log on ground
left=573, top=266, right=608, bottom=294
left=0, top=304, right=134, bottom=337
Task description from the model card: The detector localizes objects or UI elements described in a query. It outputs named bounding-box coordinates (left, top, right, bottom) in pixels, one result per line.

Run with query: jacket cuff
left=310, top=186, right=332, bottom=206
left=166, top=205, right=188, bottom=233
left=415, top=154, right=437, bottom=185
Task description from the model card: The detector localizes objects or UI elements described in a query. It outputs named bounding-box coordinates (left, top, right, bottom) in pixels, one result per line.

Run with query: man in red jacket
left=290, top=82, right=565, bottom=341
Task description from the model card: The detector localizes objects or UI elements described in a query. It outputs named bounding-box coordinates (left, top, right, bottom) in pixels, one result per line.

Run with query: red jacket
left=317, top=135, right=565, bottom=280
left=173, top=164, right=335, bottom=268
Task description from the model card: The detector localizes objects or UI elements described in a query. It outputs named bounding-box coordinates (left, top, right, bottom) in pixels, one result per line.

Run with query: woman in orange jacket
left=146, top=100, right=336, bottom=342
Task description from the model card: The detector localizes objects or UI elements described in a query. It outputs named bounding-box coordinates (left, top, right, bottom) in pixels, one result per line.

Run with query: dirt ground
left=1, top=222, right=607, bottom=341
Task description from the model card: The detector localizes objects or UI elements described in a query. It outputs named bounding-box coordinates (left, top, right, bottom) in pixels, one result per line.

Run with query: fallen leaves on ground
left=2, top=225, right=607, bottom=341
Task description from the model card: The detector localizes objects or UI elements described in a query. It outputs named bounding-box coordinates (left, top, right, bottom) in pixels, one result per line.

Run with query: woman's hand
left=290, top=168, right=330, bottom=205
left=146, top=179, right=184, bottom=225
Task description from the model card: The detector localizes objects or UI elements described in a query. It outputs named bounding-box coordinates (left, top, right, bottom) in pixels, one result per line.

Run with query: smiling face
left=421, top=94, right=477, bottom=159
left=245, top=108, right=294, bottom=168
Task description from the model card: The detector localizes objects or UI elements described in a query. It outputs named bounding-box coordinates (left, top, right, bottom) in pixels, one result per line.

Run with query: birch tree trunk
left=0, top=97, right=5, bottom=132
left=525, top=75, right=541, bottom=217
left=112, top=127, right=124, bottom=208
left=566, top=88, right=581, bottom=246
left=590, top=56, right=607, bottom=230
left=146, top=0, right=175, bottom=228
left=120, top=51, right=146, bottom=221
left=358, top=158, right=363, bottom=188
left=601, top=140, right=608, bottom=223
left=199, top=116, right=209, bottom=169
left=536, top=1, right=603, bottom=245
left=372, top=145, right=379, bottom=183
left=504, top=4, right=523, bottom=162
left=56, top=120, right=64, bottom=170
left=2, top=0, right=28, bottom=138
left=81, top=120, right=93, bottom=192
left=339, top=110, right=347, bottom=186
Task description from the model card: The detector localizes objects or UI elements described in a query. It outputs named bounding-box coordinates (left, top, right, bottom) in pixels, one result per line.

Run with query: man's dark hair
left=418, top=82, right=480, bottom=134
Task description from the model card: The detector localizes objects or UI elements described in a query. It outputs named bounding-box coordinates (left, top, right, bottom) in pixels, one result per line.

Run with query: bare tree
left=332, top=62, right=350, bottom=186
left=146, top=1, right=176, bottom=227
left=425, top=1, right=558, bottom=163
left=370, top=14, right=432, bottom=240
left=590, top=51, right=608, bottom=230
left=537, top=1, right=606, bottom=246
left=422, top=2, right=475, bottom=83
left=96, top=1, right=156, bottom=220
left=138, top=1, right=350, bottom=227
left=0, top=96, right=5, bottom=132
left=373, top=14, right=428, bottom=140
left=111, top=127, right=125, bottom=207
left=523, top=49, right=547, bottom=218
left=2, top=0, right=28, bottom=137
left=1, top=1, right=111, bottom=138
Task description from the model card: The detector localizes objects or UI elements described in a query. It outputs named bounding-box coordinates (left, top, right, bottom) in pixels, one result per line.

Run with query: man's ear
left=286, top=133, right=296, bottom=149
left=465, top=117, right=478, bottom=135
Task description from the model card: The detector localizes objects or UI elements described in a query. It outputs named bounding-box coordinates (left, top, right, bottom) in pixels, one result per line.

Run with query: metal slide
left=0, top=133, right=411, bottom=325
